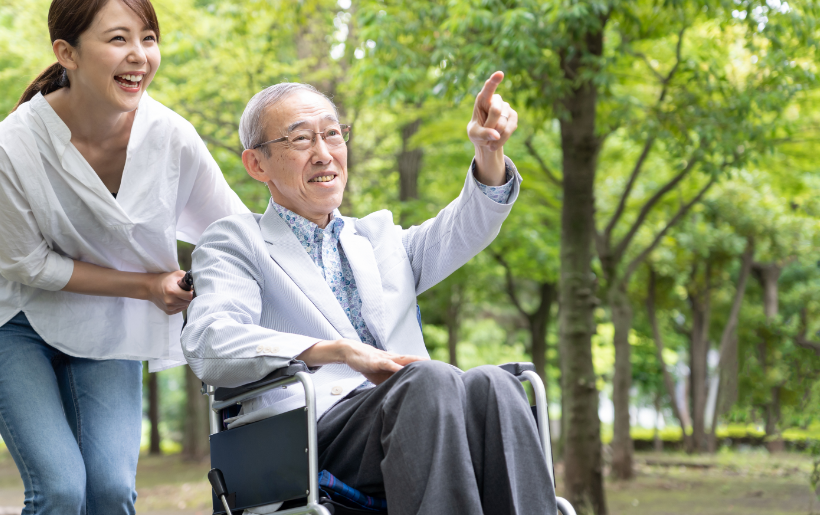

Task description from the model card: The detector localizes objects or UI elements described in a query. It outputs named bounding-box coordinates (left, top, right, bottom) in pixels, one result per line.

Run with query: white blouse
left=0, top=92, right=249, bottom=371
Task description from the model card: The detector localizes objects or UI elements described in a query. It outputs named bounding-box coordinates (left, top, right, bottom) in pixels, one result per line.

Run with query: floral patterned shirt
left=272, top=167, right=514, bottom=347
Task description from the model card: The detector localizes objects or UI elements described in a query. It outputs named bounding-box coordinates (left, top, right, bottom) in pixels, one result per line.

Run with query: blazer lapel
left=339, top=219, right=387, bottom=349
left=258, top=204, right=359, bottom=341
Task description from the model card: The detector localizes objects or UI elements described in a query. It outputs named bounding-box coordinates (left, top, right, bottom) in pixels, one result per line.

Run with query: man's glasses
left=253, top=124, right=351, bottom=151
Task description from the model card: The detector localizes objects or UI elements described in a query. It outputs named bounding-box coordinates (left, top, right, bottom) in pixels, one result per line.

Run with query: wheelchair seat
left=204, top=362, right=576, bottom=515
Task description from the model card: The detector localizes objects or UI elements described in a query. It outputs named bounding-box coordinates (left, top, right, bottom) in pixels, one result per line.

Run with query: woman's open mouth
left=114, top=74, right=143, bottom=92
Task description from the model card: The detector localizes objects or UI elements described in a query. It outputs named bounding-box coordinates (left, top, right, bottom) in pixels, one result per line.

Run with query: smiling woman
left=0, top=0, right=249, bottom=514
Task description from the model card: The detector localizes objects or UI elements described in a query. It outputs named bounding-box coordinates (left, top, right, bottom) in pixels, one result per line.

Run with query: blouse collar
left=28, top=91, right=148, bottom=160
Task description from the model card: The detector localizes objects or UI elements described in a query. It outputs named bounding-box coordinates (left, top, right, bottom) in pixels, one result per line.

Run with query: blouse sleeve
left=175, top=124, right=250, bottom=245
left=0, top=148, right=74, bottom=290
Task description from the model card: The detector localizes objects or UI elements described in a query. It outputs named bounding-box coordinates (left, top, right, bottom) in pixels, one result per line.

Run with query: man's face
left=248, top=90, right=348, bottom=225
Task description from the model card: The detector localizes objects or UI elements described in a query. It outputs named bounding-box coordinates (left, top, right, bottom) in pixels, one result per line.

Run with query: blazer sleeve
left=402, top=157, right=521, bottom=295
left=181, top=216, right=320, bottom=387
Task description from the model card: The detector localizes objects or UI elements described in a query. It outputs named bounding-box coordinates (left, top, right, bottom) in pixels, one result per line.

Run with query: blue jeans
left=0, top=312, right=142, bottom=515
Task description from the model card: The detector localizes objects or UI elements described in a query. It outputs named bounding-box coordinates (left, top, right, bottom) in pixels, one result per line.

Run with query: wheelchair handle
left=208, top=468, right=233, bottom=515
left=178, top=270, right=194, bottom=292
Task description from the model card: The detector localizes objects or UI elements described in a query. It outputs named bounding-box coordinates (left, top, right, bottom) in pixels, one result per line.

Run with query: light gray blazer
left=181, top=160, right=521, bottom=426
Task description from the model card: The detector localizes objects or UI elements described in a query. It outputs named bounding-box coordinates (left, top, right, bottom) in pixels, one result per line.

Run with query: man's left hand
left=467, top=71, right=518, bottom=185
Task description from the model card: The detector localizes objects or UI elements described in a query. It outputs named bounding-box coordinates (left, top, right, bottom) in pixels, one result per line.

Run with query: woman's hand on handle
left=146, top=270, right=194, bottom=315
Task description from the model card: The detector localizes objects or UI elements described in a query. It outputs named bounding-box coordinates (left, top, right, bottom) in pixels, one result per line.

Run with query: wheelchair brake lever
left=208, top=468, right=233, bottom=515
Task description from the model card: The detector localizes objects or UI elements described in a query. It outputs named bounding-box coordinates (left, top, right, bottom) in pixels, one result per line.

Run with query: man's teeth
left=310, top=175, right=335, bottom=183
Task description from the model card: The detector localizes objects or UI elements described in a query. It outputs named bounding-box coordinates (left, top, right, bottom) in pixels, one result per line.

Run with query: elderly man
left=182, top=72, right=557, bottom=515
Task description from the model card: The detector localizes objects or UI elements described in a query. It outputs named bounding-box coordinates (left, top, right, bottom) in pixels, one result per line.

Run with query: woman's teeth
left=310, top=175, right=335, bottom=183
left=115, top=74, right=143, bottom=88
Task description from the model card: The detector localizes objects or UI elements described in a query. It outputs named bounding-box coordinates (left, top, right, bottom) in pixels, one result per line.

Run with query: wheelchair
left=202, top=360, right=577, bottom=515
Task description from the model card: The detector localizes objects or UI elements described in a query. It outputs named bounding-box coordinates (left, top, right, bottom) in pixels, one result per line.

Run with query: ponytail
left=13, top=63, right=68, bottom=112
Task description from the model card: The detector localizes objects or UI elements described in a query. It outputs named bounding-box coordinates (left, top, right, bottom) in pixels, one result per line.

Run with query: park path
left=0, top=484, right=206, bottom=515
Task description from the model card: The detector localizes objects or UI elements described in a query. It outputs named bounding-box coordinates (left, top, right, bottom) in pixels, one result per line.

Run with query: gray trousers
left=317, top=360, right=558, bottom=515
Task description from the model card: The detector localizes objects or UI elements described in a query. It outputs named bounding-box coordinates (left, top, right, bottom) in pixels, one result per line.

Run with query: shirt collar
left=270, top=199, right=343, bottom=246
left=28, top=92, right=72, bottom=158
left=28, top=91, right=150, bottom=160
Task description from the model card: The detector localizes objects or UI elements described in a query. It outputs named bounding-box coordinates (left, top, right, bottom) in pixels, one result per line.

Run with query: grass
left=599, top=449, right=818, bottom=515
left=0, top=446, right=817, bottom=514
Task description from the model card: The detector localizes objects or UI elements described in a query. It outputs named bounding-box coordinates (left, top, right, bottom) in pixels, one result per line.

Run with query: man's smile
left=308, top=174, right=337, bottom=183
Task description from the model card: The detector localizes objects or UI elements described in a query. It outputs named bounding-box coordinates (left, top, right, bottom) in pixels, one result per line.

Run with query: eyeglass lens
left=288, top=125, right=350, bottom=150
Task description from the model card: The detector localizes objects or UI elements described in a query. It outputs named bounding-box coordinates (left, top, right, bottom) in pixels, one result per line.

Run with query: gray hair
left=239, top=82, right=338, bottom=155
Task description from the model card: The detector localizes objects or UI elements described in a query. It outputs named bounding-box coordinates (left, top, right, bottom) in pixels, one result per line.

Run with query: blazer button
left=270, top=346, right=279, bottom=354
left=256, top=345, right=264, bottom=354
left=330, top=386, right=343, bottom=396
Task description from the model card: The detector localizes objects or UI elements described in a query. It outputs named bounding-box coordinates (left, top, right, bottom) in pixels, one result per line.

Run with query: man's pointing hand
left=467, top=71, right=518, bottom=185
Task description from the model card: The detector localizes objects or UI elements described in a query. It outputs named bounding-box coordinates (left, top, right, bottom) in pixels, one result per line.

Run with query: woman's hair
left=13, top=0, right=160, bottom=112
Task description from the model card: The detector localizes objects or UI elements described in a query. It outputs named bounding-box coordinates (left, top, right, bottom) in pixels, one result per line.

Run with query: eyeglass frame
left=251, top=124, right=352, bottom=151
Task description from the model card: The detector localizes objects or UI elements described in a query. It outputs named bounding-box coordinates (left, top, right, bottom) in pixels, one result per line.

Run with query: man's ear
left=53, top=39, right=79, bottom=71
left=242, top=149, right=270, bottom=183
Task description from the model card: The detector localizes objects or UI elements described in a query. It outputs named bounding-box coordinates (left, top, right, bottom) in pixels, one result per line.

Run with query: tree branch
left=603, top=26, right=687, bottom=248
left=716, top=239, right=755, bottom=366
left=603, top=135, right=656, bottom=244
left=180, top=104, right=240, bottom=135
left=633, top=51, right=666, bottom=82
left=621, top=175, right=716, bottom=285
left=612, top=153, right=702, bottom=264
left=493, top=252, right=531, bottom=320
left=628, top=25, right=685, bottom=99
left=524, top=135, right=563, bottom=187
left=796, top=308, right=820, bottom=356
left=199, top=133, right=244, bottom=158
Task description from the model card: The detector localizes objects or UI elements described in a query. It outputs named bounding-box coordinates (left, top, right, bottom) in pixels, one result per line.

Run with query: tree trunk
left=148, top=371, right=161, bottom=455
left=752, top=262, right=784, bottom=452
left=558, top=27, right=608, bottom=514
left=687, top=262, right=712, bottom=452
left=647, top=269, right=694, bottom=452
left=753, top=263, right=780, bottom=319
left=609, top=285, right=634, bottom=479
left=708, top=241, right=754, bottom=453
left=398, top=118, right=423, bottom=226
left=765, top=385, right=784, bottom=452
left=653, top=392, right=664, bottom=453
left=530, top=282, right=556, bottom=387
left=182, top=366, right=210, bottom=461
left=495, top=255, right=556, bottom=394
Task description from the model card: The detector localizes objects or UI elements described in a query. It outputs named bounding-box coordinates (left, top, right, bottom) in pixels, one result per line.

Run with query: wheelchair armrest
left=498, top=362, right=536, bottom=377
left=213, top=362, right=310, bottom=403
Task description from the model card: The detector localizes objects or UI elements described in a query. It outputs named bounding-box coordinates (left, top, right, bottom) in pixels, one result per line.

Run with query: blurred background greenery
left=2, top=0, right=820, bottom=513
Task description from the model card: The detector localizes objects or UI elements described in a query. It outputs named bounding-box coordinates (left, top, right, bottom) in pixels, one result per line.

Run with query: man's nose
left=310, top=136, right=333, bottom=164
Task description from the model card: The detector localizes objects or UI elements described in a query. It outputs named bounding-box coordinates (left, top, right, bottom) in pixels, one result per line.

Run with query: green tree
left=358, top=2, right=819, bottom=508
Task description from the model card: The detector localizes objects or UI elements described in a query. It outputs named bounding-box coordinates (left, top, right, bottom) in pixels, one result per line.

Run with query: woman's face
left=64, top=0, right=160, bottom=113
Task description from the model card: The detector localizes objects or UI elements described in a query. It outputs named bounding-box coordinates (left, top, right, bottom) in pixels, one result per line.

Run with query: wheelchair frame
left=206, top=363, right=576, bottom=515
